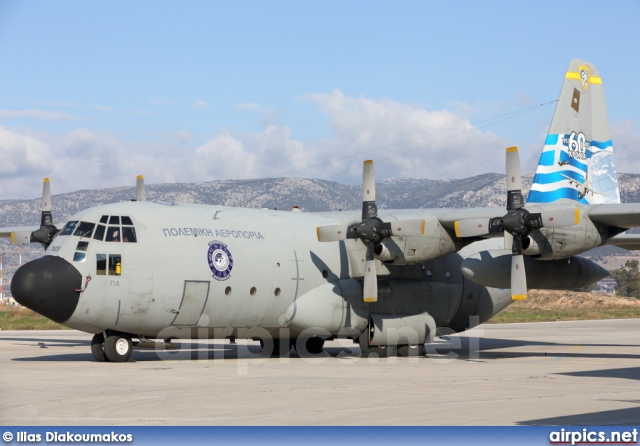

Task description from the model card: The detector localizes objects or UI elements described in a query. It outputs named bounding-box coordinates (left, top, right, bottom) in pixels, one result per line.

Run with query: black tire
left=104, top=334, right=133, bottom=362
left=258, top=338, right=291, bottom=357
left=90, top=333, right=108, bottom=362
left=295, top=336, right=325, bottom=356
left=358, top=329, right=388, bottom=358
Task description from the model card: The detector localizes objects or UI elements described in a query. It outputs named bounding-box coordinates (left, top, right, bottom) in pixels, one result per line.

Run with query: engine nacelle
left=521, top=232, right=549, bottom=256
left=374, top=214, right=460, bottom=264
left=460, top=249, right=609, bottom=290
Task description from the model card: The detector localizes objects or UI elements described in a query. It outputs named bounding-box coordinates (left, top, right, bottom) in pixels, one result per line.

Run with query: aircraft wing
left=587, top=204, right=640, bottom=228
left=0, top=226, right=39, bottom=244
left=435, top=207, right=504, bottom=229
left=602, top=233, right=640, bottom=251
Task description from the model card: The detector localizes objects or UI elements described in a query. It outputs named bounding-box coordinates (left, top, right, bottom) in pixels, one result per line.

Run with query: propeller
left=454, top=147, right=579, bottom=300
left=136, top=175, right=146, bottom=201
left=316, top=160, right=425, bottom=302
left=29, top=178, right=59, bottom=249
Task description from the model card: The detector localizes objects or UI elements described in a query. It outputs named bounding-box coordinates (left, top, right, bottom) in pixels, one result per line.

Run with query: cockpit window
left=59, top=221, right=79, bottom=236
left=93, top=224, right=106, bottom=241
left=73, top=221, right=95, bottom=238
left=106, top=227, right=121, bottom=242
left=122, top=227, right=137, bottom=243
left=93, top=216, right=138, bottom=243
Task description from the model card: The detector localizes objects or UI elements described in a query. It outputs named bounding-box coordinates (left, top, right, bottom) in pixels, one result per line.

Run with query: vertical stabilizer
left=527, top=59, right=620, bottom=204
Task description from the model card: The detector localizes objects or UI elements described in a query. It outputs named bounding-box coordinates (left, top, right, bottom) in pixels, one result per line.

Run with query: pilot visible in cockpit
left=107, top=228, right=120, bottom=242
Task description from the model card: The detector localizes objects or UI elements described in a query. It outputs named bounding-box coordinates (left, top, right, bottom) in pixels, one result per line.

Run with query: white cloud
left=0, top=91, right=544, bottom=199
left=0, top=109, right=84, bottom=121
left=193, top=99, right=211, bottom=109
left=611, top=120, right=640, bottom=173
left=0, top=127, right=51, bottom=175
left=191, top=125, right=305, bottom=181
left=301, top=89, right=510, bottom=182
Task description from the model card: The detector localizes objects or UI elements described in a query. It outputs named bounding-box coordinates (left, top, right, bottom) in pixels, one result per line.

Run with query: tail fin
left=527, top=59, right=620, bottom=205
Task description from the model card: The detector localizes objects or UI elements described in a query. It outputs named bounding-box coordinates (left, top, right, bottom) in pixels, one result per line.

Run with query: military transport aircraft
left=3, top=59, right=640, bottom=363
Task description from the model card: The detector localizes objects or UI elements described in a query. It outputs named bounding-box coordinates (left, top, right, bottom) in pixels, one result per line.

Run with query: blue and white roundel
left=207, top=241, right=233, bottom=281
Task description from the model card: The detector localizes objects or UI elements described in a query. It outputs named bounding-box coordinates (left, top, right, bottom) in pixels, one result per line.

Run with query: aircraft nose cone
left=11, top=256, right=82, bottom=324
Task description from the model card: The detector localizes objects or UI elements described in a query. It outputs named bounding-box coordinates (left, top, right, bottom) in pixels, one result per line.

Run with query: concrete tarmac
left=1, top=319, right=640, bottom=426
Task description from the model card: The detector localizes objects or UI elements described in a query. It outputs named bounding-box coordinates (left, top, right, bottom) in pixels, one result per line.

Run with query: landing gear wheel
left=358, top=329, right=388, bottom=358
left=104, top=333, right=133, bottom=362
left=90, top=333, right=109, bottom=362
left=295, top=336, right=325, bottom=356
left=397, top=344, right=422, bottom=357
left=305, top=337, right=325, bottom=355
left=258, top=338, right=291, bottom=357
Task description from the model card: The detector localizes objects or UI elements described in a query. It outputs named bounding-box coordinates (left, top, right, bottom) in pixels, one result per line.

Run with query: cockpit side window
left=100, top=215, right=109, bottom=224
left=122, top=227, right=137, bottom=243
left=73, top=221, right=96, bottom=238
left=93, top=224, right=106, bottom=241
left=59, top=221, right=79, bottom=236
left=121, top=216, right=133, bottom=225
left=106, top=227, right=121, bottom=242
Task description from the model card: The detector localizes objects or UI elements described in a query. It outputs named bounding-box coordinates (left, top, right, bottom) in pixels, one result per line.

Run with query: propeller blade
left=31, top=178, right=58, bottom=249
left=316, top=225, right=353, bottom=242
left=362, top=160, right=377, bottom=219
left=363, top=260, right=378, bottom=302
left=40, top=178, right=53, bottom=227
left=136, top=175, right=146, bottom=201
left=505, top=146, right=524, bottom=210
left=504, top=232, right=513, bottom=250
left=389, top=219, right=425, bottom=237
left=511, top=234, right=523, bottom=255
left=363, top=242, right=378, bottom=302
left=510, top=254, right=527, bottom=300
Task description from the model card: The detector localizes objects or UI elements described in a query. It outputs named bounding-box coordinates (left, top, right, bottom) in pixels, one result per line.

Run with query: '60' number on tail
left=566, top=131, right=588, bottom=161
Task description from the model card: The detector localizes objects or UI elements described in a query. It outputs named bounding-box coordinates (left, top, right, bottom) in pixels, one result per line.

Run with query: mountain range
left=2, top=172, right=640, bottom=272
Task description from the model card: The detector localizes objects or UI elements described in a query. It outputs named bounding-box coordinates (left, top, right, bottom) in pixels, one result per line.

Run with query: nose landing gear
left=91, top=332, right=133, bottom=362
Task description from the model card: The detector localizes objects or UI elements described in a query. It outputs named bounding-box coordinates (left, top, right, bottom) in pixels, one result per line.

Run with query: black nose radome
left=11, top=256, right=82, bottom=324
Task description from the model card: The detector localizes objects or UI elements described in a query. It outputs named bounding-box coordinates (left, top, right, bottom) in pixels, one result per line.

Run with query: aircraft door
left=171, top=280, right=210, bottom=326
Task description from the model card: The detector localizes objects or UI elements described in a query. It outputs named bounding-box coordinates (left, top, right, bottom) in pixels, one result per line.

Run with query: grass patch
left=489, top=307, right=640, bottom=324
left=0, top=307, right=68, bottom=330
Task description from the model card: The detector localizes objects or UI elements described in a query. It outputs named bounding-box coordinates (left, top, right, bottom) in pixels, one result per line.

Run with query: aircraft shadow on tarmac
left=519, top=402, right=640, bottom=425
left=0, top=336, right=92, bottom=349
left=435, top=336, right=640, bottom=362
left=5, top=335, right=640, bottom=363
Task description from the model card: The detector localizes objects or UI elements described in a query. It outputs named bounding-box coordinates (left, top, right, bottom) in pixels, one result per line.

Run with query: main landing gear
left=91, top=331, right=133, bottom=362
left=256, top=336, right=326, bottom=357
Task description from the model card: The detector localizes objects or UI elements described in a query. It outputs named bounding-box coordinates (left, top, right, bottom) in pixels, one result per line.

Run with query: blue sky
left=0, top=1, right=639, bottom=199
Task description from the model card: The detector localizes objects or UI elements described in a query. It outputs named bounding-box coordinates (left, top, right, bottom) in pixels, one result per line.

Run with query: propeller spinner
left=316, top=160, right=425, bottom=302
left=454, top=147, right=579, bottom=300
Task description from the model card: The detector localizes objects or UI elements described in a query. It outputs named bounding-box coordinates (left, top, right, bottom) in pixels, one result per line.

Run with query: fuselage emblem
left=207, top=240, right=233, bottom=281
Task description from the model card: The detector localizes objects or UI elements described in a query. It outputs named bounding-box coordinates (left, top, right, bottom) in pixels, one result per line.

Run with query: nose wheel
left=91, top=332, right=133, bottom=362
left=90, top=333, right=108, bottom=362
